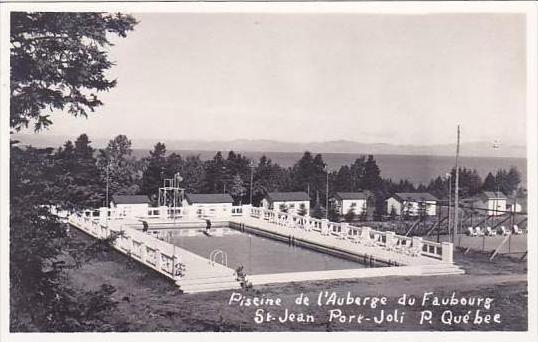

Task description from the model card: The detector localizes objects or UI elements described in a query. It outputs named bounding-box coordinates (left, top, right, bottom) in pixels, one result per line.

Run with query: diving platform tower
left=158, top=172, right=185, bottom=209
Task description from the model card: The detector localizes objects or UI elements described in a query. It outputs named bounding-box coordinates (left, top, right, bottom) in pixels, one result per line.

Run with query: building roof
left=481, top=191, right=507, bottom=200
left=185, top=193, right=234, bottom=204
left=392, top=192, right=438, bottom=202
left=112, top=195, right=150, bottom=205
left=333, top=192, right=369, bottom=200
left=266, top=192, right=311, bottom=202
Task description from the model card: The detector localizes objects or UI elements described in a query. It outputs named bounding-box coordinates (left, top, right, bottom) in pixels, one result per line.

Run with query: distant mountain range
left=11, top=134, right=526, bottom=158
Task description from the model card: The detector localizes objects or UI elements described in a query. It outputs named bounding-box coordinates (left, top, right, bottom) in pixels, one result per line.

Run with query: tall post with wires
left=105, top=161, right=111, bottom=208
left=453, top=125, right=461, bottom=243
left=249, top=161, right=255, bottom=205
left=325, top=166, right=330, bottom=219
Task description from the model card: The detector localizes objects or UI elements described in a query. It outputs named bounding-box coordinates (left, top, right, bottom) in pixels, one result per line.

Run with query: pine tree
left=97, top=135, right=139, bottom=197
left=362, top=155, right=382, bottom=191
left=482, top=172, right=497, bottom=191
left=297, top=203, right=308, bottom=216
left=203, top=152, right=227, bottom=193
left=180, top=155, right=205, bottom=194
left=389, top=204, right=398, bottom=220
left=140, top=142, right=167, bottom=197
left=505, top=167, right=522, bottom=195
left=229, top=174, right=247, bottom=205
left=344, top=207, right=356, bottom=222
left=291, top=152, right=326, bottom=201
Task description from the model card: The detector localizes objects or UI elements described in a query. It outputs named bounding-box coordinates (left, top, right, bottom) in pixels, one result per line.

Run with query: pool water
left=162, top=227, right=367, bottom=275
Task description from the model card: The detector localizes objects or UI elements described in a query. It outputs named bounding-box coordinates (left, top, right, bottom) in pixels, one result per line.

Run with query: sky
left=35, top=12, right=527, bottom=146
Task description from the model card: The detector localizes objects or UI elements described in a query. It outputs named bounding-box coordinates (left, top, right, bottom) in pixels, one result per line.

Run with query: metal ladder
left=209, top=249, right=228, bottom=267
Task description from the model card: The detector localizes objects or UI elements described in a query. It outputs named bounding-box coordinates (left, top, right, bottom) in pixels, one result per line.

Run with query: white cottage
left=183, top=193, right=234, bottom=218
left=386, top=192, right=438, bottom=216
left=110, top=195, right=150, bottom=218
left=261, top=192, right=311, bottom=216
left=331, top=192, right=370, bottom=216
left=467, top=191, right=507, bottom=216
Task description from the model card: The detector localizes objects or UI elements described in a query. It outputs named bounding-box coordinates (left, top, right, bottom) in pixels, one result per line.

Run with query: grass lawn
left=65, top=229, right=528, bottom=332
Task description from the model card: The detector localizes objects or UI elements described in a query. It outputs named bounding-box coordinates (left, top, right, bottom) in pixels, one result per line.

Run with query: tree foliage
left=10, top=144, right=120, bottom=331
left=97, top=135, right=140, bottom=197
left=140, top=142, right=167, bottom=197
left=10, top=12, right=138, bottom=331
left=10, top=12, right=137, bottom=131
left=229, top=174, right=247, bottom=205
left=52, top=134, right=103, bottom=210
left=344, top=207, right=356, bottom=222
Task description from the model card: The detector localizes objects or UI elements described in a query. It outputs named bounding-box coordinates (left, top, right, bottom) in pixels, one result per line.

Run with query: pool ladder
left=209, top=249, right=228, bottom=267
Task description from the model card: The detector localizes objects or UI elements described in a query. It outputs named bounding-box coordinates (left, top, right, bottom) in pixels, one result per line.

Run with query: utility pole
left=105, top=161, right=111, bottom=208
left=249, top=161, right=255, bottom=205
left=453, top=125, right=461, bottom=243
left=446, top=173, right=452, bottom=241
left=326, top=168, right=329, bottom=219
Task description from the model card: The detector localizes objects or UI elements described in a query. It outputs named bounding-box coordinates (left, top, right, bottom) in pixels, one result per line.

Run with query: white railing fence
left=69, top=214, right=184, bottom=279
left=245, top=206, right=453, bottom=264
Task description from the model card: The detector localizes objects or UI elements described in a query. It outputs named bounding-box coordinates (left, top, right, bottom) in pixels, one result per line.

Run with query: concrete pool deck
left=69, top=205, right=465, bottom=293
left=231, top=217, right=440, bottom=266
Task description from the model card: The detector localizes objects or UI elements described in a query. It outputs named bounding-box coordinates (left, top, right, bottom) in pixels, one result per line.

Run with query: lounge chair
left=513, top=225, right=523, bottom=235
left=384, top=239, right=397, bottom=251
left=351, top=234, right=363, bottom=244
left=408, top=246, right=421, bottom=257
left=485, top=226, right=496, bottom=236
left=498, top=226, right=510, bottom=236
left=372, top=233, right=384, bottom=246
left=362, top=234, right=376, bottom=247
left=394, top=239, right=409, bottom=253
left=475, top=227, right=485, bottom=237
left=467, top=227, right=477, bottom=237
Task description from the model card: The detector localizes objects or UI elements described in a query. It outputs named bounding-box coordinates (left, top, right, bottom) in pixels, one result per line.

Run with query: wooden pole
left=454, top=125, right=460, bottom=243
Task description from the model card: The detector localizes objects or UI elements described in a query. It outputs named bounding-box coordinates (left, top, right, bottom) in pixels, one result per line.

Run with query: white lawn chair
left=513, top=225, right=522, bottom=235
left=408, top=246, right=421, bottom=257
left=363, top=234, right=376, bottom=247
left=475, top=227, right=484, bottom=237
left=485, top=226, right=496, bottom=236
left=394, top=239, right=409, bottom=253
left=384, top=237, right=397, bottom=251
left=372, top=233, right=384, bottom=246
left=498, top=226, right=510, bottom=236
left=467, top=227, right=477, bottom=237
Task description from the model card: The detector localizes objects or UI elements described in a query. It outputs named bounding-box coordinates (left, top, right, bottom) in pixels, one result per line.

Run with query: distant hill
left=11, top=134, right=526, bottom=158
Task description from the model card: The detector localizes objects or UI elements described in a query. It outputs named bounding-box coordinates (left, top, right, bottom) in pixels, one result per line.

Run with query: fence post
left=441, top=241, right=454, bottom=263
left=140, top=243, right=147, bottom=263
left=385, top=231, right=396, bottom=249
left=412, top=236, right=423, bottom=251
left=99, top=207, right=108, bottom=226
left=321, top=219, right=330, bottom=235
left=361, top=226, right=371, bottom=240
left=155, top=248, right=162, bottom=271
left=126, top=235, right=133, bottom=253
left=242, top=204, right=252, bottom=218
left=340, top=222, right=350, bottom=238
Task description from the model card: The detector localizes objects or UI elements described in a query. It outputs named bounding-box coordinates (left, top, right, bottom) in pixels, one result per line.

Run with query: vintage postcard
left=0, top=1, right=536, bottom=341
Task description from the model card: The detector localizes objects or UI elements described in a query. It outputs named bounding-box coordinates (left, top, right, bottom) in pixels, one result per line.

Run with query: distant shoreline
left=12, top=134, right=526, bottom=159
left=131, top=149, right=527, bottom=187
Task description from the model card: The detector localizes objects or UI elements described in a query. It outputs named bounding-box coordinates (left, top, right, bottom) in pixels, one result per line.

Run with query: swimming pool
left=156, top=227, right=373, bottom=275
